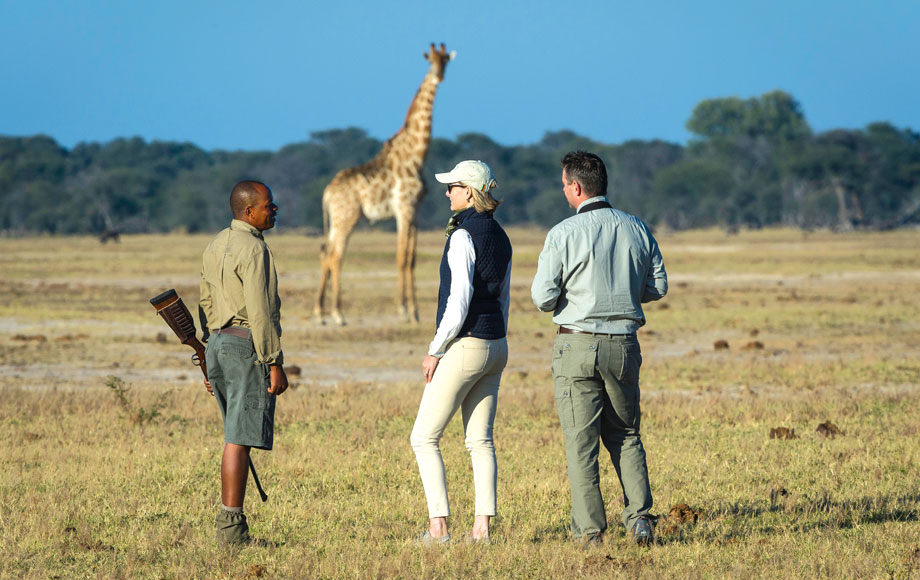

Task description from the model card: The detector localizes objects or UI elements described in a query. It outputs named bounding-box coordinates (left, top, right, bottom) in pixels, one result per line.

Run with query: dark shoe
left=246, top=537, right=279, bottom=548
left=630, top=516, right=654, bottom=546
left=577, top=531, right=603, bottom=549
left=216, top=509, right=251, bottom=546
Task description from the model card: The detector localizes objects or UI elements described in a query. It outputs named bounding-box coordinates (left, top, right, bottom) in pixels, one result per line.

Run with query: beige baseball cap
left=435, top=160, right=497, bottom=193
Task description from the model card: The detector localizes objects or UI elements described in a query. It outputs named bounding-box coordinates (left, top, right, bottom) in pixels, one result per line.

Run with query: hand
left=268, top=365, right=289, bottom=395
left=422, top=355, right=440, bottom=384
left=203, top=378, right=214, bottom=396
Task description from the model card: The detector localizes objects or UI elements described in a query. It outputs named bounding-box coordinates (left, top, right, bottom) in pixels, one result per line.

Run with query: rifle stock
left=149, top=289, right=208, bottom=380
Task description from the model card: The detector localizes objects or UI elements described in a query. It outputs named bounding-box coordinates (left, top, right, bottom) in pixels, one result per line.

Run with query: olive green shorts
left=205, top=331, right=275, bottom=450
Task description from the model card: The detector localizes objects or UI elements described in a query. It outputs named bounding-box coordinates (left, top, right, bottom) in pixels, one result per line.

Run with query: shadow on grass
left=728, top=492, right=919, bottom=522
left=657, top=492, right=920, bottom=545
left=529, top=523, right=571, bottom=543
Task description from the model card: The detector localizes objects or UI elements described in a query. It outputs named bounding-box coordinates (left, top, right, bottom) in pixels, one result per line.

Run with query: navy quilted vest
left=436, top=208, right=512, bottom=339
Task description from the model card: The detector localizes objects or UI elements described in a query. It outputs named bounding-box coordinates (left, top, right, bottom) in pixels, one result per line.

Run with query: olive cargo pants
left=552, top=332, right=654, bottom=537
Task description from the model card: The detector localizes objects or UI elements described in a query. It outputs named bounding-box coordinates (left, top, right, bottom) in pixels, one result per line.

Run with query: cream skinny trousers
left=410, top=336, right=508, bottom=518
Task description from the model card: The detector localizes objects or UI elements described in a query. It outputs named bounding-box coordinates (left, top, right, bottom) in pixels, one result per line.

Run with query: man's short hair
left=561, top=151, right=607, bottom=197
left=230, top=181, right=269, bottom=218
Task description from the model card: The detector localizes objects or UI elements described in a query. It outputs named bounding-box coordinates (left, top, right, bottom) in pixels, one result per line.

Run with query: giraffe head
left=424, top=43, right=455, bottom=83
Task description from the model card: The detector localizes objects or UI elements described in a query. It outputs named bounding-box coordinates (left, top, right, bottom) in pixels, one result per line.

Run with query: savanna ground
left=1, top=226, right=919, bottom=579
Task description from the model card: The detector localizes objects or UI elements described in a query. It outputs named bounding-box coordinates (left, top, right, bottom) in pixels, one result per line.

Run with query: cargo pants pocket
left=552, top=339, right=598, bottom=430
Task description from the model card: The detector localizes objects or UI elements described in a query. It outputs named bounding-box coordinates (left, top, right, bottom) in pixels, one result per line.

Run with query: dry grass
left=1, top=226, right=919, bottom=579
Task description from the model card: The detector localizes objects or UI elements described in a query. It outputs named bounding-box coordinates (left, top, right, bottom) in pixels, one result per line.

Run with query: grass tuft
left=105, top=375, right=172, bottom=426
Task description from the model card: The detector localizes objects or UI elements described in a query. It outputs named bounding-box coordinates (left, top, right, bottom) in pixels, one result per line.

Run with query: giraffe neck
left=387, top=71, right=440, bottom=167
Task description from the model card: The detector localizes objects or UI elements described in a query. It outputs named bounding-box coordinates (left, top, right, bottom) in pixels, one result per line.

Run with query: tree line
left=2, top=90, right=919, bottom=236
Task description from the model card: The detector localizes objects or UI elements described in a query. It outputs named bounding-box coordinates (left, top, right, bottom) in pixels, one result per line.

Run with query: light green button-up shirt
left=531, top=197, right=668, bottom=334
left=199, top=219, right=283, bottom=365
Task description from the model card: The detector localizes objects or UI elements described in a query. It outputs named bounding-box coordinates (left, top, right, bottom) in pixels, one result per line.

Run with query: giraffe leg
left=317, top=194, right=360, bottom=327
left=395, top=215, right=418, bottom=323
left=318, top=233, right=348, bottom=326
left=395, top=220, right=409, bottom=322
left=328, top=236, right=348, bottom=326
left=406, top=222, right=419, bottom=324
left=328, top=220, right=358, bottom=326
left=313, top=243, right=331, bottom=325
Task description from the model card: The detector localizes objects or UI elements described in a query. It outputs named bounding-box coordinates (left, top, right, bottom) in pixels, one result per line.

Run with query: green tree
left=652, top=159, right=733, bottom=229
left=687, top=90, right=810, bottom=143
left=683, top=90, right=812, bottom=230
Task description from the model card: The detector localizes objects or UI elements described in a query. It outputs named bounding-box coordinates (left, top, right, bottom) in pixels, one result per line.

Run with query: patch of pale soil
left=305, top=365, right=418, bottom=386
left=644, top=382, right=919, bottom=401
left=3, top=318, right=905, bottom=393
left=671, top=270, right=920, bottom=285
left=0, top=317, right=163, bottom=336
left=673, top=244, right=744, bottom=254
left=304, top=313, right=422, bottom=330
left=643, top=328, right=916, bottom=363
left=0, top=363, right=197, bottom=391
left=8, top=275, right=201, bottom=290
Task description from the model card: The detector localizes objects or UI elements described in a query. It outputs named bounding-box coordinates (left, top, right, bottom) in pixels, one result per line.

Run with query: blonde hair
left=469, top=181, right=501, bottom=213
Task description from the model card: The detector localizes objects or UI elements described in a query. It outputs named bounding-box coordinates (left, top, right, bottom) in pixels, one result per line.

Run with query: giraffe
left=314, top=43, right=455, bottom=326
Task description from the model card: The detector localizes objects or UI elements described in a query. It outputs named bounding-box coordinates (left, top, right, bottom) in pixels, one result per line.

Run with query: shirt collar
left=576, top=195, right=609, bottom=212
left=230, top=219, right=264, bottom=239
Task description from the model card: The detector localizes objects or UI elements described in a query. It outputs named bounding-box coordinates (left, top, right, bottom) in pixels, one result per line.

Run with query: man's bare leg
left=222, top=443, right=250, bottom=507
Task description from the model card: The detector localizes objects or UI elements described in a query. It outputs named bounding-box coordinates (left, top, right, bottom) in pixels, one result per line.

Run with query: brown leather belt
left=212, top=327, right=252, bottom=340
left=558, top=326, right=635, bottom=338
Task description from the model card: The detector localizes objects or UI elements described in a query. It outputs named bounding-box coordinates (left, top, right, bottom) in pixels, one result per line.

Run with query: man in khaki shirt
left=199, top=180, right=288, bottom=545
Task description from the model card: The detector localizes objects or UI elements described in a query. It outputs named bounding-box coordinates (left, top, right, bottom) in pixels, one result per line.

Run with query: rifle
left=150, top=288, right=268, bottom=502
left=149, top=289, right=208, bottom=380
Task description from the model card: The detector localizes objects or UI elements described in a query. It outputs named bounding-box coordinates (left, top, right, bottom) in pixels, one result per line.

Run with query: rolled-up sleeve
left=241, top=247, right=284, bottom=365
left=531, top=232, right=563, bottom=311
left=641, top=232, right=668, bottom=303
left=198, top=264, right=213, bottom=343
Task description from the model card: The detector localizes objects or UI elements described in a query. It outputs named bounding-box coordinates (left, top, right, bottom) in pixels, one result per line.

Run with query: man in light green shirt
left=531, top=151, right=667, bottom=547
left=199, top=180, right=288, bottom=545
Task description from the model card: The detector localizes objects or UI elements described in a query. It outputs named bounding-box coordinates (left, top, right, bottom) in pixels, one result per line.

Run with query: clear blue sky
left=2, top=0, right=917, bottom=151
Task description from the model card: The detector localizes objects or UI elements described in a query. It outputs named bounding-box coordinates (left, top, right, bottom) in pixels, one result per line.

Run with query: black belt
left=212, top=327, right=252, bottom=340
left=558, top=326, right=635, bottom=338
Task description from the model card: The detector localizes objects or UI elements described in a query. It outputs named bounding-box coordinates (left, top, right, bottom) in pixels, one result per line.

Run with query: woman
left=411, top=160, right=512, bottom=545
